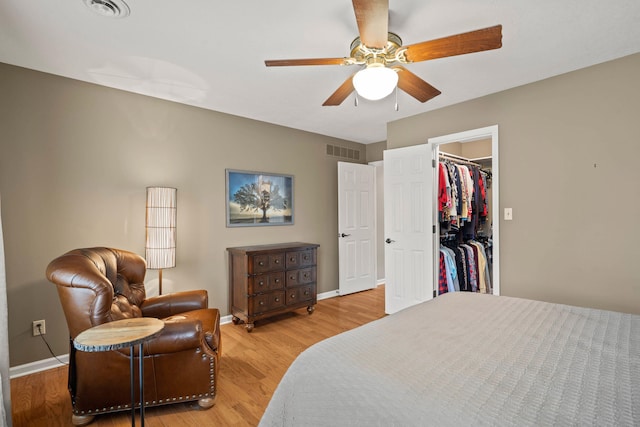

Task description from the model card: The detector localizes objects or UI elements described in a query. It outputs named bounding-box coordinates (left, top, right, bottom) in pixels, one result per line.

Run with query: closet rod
left=438, top=152, right=482, bottom=167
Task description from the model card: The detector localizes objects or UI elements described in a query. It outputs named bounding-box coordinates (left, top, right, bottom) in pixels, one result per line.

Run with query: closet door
left=383, top=145, right=434, bottom=314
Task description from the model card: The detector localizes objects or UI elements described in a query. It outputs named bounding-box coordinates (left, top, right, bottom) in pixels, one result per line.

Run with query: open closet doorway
left=428, top=125, right=500, bottom=295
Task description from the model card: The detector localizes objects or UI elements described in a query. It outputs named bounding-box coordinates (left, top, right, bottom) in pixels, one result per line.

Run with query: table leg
left=139, top=342, right=145, bottom=427
left=130, top=344, right=135, bottom=427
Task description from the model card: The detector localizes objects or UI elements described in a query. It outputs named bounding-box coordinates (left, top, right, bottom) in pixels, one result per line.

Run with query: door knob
left=385, top=238, right=396, bottom=244
left=340, top=233, right=351, bottom=238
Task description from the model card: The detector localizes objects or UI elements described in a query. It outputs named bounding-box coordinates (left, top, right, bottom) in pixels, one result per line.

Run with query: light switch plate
left=504, top=208, right=513, bottom=221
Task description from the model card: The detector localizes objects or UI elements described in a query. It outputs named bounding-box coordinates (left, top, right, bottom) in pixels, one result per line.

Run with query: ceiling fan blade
left=323, top=74, right=356, bottom=106
left=265, top=58, right=348, bottom=67
left=394, top=66, right=441, bottom=103
left=352, top=0, right=389, bottom=49
left=403, top=25, right=502, bottom=63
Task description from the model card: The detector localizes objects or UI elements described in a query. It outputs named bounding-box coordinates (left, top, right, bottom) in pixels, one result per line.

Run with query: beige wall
left=388, top=52, right=640, bottom=314
left=0, top=63, right=366, bottom=366
left=365, top=141, right=386, bottom=163
left=440, top=139, right=492, bottom=159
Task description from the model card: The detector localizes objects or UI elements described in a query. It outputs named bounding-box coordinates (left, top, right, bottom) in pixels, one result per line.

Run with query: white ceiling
left=1, top=0, right=639, bottom=144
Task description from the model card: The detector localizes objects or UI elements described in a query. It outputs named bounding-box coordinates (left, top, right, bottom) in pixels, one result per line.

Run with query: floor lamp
left=145, top=187, right=177, bottom=295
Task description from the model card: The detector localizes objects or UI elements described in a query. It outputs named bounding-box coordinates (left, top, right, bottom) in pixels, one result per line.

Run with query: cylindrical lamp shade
left=145, top=187, right=177, bottom=269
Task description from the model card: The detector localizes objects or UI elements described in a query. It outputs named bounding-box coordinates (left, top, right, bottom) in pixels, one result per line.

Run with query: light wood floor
left=11, top=286, right=386, bottom=427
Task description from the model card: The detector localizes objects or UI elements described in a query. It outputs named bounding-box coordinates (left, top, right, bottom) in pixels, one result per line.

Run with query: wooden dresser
left=227, top=242, right=319, bottom=332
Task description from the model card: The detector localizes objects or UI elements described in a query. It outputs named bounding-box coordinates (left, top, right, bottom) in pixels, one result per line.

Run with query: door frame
left=369, top=160, right=385, bottom=286
left=428, top=125, right=500, bottom=295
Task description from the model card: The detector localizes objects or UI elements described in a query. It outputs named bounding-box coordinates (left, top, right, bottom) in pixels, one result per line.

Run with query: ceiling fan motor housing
left=350, top=32, right=404, bottom=66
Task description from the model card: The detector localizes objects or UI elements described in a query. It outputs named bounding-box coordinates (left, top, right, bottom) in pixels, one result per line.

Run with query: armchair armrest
left=141, top=290, right=208, bottom=318
left=120, top=319, right=204, bottom=355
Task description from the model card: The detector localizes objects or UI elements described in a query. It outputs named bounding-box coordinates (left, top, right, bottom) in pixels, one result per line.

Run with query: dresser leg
left=307, top=305, right=315, bottom=315
left=245, top=323, right=254, bottom=332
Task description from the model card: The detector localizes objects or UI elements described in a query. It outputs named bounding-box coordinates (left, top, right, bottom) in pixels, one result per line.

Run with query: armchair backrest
left=46, top=247, right=147, bottom=338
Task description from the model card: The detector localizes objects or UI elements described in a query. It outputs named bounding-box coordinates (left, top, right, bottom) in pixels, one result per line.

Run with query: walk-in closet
left=437, top=139, right=494, bottom=296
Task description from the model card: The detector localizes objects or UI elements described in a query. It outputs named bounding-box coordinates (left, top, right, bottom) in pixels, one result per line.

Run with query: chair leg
left=71, top=414, right=95, bottom=426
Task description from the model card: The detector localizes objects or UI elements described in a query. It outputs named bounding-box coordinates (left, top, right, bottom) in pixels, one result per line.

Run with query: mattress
left=259, top=292, right=640, bottom=426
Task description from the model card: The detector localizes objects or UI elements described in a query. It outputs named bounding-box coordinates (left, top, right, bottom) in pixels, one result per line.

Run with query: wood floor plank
left=11, top=286, right=386, bottom=426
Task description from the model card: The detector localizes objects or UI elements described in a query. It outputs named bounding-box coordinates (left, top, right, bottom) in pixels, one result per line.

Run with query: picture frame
left=225, top=169, right=294, bottom=227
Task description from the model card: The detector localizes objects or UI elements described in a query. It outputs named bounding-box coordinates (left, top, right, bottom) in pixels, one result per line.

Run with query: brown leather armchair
left=46, top=247, right=221, bottom=426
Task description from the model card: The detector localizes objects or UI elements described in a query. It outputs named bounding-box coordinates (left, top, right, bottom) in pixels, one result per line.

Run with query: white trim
left=318, top=289, right=340, bottom=300
left=220, top=314, right=234, bottom=325
left=428, top=125, right=500, bottom=296
left=9, top=354, right=69, bottom=379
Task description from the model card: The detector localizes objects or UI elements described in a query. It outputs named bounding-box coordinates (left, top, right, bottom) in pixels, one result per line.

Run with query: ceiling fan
left=265, top=0, right=502, bottom=106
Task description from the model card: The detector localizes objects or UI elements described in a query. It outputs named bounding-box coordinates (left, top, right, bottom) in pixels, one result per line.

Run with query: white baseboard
left=220, top=314, right=233, bottom=325
left=318, top=289, right=340, bottom=300
left=10, top=289, right=354, bottom=379
left=10, top=354, right=69, bottom=379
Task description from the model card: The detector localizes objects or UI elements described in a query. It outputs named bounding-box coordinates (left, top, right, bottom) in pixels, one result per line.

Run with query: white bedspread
left=260, top=292, right=640, bottom=426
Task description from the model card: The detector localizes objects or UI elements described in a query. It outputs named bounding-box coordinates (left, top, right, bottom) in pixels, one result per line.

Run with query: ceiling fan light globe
left=353, top=66, right=398, bottom=101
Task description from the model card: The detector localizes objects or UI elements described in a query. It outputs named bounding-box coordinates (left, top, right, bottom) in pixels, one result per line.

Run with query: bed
left=259, top=292, right=640, bottom=426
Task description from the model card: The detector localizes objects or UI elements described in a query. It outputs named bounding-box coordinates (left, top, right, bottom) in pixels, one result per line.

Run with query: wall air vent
left=326, top=144, right=360, bottom=161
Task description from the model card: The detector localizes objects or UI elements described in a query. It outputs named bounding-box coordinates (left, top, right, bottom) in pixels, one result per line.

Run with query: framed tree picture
left=225, top=169, right=294, bottom=227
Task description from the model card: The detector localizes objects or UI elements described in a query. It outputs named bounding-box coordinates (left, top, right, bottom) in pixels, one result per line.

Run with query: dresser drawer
left=286, top=267, right=316, bottom=287
left=252, top=252, right=285, bottom=273
left=249, top=271, right=285, bottom=294
left=285, top=284, right=315, bottom=305
left=251, top=291, right=286, bottom=314
left=285, top=249, right=316, bottom=269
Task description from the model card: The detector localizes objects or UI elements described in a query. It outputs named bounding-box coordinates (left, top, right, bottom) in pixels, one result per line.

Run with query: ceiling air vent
left=326, top=144, right=360, bottom=161
left=83, top=0, right=130, bottom=18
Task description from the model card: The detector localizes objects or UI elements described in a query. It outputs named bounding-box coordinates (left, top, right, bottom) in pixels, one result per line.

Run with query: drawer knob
left=274, top=259, right=279, bottom=264
left=274, top=279, right=280, bottom=284
left=275, top=297, right=280, bottom=302
left=259, top=281, right=264, bottom=286
left=258, top=261, right=264, bottom=266
left=290, top=294, right=295, bottom=298
left=304, top=290, right=309, bottom=295
left=290, top=257, right=295, bottom=262
left=259, top=301, right=264, bottom=306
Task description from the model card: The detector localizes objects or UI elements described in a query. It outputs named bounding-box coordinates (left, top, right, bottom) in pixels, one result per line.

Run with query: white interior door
left=338, top=162, right=376, bottom=296
left=384, top=145, right=434, bottom=314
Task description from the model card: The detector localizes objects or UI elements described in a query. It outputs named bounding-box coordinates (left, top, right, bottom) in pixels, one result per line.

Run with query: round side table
left=74, top=317, right=164, bottom=427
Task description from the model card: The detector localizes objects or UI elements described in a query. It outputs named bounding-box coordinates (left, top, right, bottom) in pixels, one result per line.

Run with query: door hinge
left=433, top=290, right=437, bottom=298
left=432, top=159, right=436, bottom=168
left=432, top=225, right=436, bottom=234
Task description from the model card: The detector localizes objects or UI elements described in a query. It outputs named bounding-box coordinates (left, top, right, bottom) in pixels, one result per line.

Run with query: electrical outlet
left=32, top=319, right=46, bottom=336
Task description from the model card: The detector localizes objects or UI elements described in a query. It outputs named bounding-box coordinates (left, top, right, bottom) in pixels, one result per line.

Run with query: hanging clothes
left=438, top=159, right=489, bottom=240
left=439, top=239, right=492, bottom=295
left=438, top=155, right=492, bottom=295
